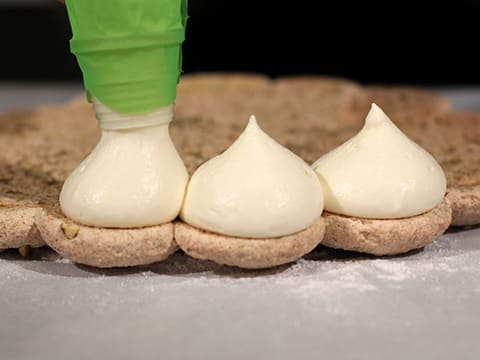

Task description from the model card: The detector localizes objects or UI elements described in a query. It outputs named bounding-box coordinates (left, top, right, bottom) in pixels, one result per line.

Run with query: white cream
left=181, top=115, right=324, bottom=238
left=92, top=97, right=173, bottom=130
left=312, top=103, right=446, bottom=219
left=60, top=102, right=188, bottom=228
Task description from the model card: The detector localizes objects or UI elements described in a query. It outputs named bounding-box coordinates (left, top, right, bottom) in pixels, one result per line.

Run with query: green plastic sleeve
left=65, top=0, right=188, bottom=114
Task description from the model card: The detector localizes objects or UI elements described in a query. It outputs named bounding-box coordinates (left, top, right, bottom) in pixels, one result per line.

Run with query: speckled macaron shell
left=0, top=207, right=45, bottom=250
left=321, top=197, right=452, bottom=256
left=36, top=210, right=178, bottom=268
left=446, top=187, right=480, bottom=226
left=175, top=217, right=326, bottom=269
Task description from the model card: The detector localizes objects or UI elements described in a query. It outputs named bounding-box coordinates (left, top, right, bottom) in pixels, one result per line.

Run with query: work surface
left=1, top=84, right=479, bottom=360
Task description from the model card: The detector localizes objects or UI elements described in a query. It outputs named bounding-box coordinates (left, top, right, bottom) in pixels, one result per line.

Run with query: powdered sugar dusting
left=1, top=227, right=480, bottom=360
left=0, top=228, right=479, bottom=311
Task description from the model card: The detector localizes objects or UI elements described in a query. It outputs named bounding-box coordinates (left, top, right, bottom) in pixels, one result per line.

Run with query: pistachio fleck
left=61, top=223, right=80, bottom=239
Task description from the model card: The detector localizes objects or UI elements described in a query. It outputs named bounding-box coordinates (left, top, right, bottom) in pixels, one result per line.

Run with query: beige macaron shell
left=175, top=217, right=325, bottom=269
left=321, top=197, right=452, bottom=256
left=36, top=210, right=178, bottom=268
left=0, top=207, right=44, bottom=249
left=447, top=187, right=480, bottom=226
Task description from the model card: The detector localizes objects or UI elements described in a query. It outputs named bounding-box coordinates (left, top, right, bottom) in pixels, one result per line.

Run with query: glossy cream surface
left=181, top=116, right=324, bottom=238
left=60, top=113, right=188, bottom=228
left=312, top=103, right=446, bottom=218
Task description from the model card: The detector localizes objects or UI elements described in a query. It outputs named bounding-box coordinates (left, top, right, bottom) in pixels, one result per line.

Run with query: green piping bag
left=65, top=0, right=188, bottom=114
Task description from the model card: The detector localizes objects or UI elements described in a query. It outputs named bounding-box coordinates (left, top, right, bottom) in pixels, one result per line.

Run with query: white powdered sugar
left=0, top=228, right=479, bottom=312
left=1, top=227, right=479, bottom=360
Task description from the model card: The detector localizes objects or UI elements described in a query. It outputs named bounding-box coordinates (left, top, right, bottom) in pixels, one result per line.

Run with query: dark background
left=0, top=0, right=479, bottom=85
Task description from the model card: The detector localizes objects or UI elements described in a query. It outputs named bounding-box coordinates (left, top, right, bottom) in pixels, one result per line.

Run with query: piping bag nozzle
left=66, top=0, right=188, bottom=114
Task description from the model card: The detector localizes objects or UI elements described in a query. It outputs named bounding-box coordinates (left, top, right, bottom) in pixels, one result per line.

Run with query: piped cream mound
left=312, top=103, right=447, bottom=219
left=181, top=115, right=324, bottom=238
left=60, top=102, right=188, bottom=228
left=177, top=115, right=325, bottom=268
left=311, top=103, right=451, bottom=255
